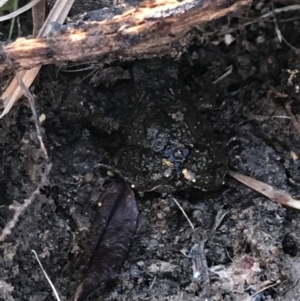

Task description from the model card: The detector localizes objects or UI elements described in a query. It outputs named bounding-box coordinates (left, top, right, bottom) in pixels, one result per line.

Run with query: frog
left=85, top=59, right=228, bottom=193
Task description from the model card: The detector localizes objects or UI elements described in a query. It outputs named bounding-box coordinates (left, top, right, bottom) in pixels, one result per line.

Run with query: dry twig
left=0, top=0, right=250, bottom=75
left=219, top=4, right=300, bottom=36
left=0, top=67, right=51, bottom=241
left=172, top=197, right=194, bottom=231
left=0, top=162, right=52, bottom=241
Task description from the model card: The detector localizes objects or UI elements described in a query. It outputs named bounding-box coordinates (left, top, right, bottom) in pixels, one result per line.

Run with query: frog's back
left=93, top=59, right=228, bottom=193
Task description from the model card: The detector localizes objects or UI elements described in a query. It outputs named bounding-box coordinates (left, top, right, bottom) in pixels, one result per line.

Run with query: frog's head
left=181, top=146, right=227, bottom=191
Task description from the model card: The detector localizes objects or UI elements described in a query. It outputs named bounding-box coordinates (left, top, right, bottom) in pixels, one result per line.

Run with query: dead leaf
left=70, top=181, right=139, bottom=301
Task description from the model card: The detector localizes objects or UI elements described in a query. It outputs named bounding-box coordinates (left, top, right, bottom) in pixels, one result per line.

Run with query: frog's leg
left=104, top=146, right=179, bottom=193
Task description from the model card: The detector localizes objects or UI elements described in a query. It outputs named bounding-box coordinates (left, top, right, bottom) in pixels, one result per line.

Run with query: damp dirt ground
left=1, top=1, right=300, bottom=300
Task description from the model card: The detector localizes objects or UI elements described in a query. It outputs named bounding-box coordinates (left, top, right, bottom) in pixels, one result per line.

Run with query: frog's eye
left=182, top=168, right=196, bottom=183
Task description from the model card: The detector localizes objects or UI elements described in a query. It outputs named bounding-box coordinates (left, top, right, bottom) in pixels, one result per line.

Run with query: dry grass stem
left=0, top=0, right=10, bottom=8
left=14, top=71, right=48, bottom=159
left=262, top=4, right=300, bottom=18
left=220, top=4, right=300, bottom=36
left=271, top=4, right=300, bottom=51
left=0, top=0, right=42, bottom=22
left=149, top=275, right=157, bottom=290
left=213, top=65, right=233, bottom=84
left=172, top=197, right=195, bottom=231
left=0, top=0, right=75, bottom=117
left=32, top=250, right=62, bottom=301
left=241, top=280, right=281, bottom=301
left=229, top=171, right=300, bottom=210
left=0, top=70, right=52, bottom=241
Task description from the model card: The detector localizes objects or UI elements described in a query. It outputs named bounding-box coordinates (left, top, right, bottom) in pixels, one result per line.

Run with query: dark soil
left=1, top=1, right=300, bottom=300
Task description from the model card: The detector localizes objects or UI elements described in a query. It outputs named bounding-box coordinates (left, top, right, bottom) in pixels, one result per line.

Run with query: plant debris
left=70, top=181, right=139, bottom=301
left=229, top=171, right=300, bottom=210
left=0, top=0, right=250, bottom=75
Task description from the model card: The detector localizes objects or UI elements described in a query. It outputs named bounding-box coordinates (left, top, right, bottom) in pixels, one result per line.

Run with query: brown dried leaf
left=70, top=181, right=139, bottom=301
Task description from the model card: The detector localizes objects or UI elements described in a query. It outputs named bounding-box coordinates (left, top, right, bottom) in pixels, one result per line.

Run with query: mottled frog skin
left=92, top=60, right=228, bottom=193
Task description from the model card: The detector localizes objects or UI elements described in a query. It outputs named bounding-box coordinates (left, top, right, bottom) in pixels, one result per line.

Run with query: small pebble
left=39, top=113, right=46, bottom=123
left=157, top=213, right=164, bottom=220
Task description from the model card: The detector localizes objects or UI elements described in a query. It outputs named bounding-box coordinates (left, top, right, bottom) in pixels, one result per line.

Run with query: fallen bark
left=0, top=0, right=250, bottom=74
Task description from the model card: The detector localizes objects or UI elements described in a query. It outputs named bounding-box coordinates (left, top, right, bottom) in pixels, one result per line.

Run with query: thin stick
left=271, top=4, right=300, bottom=51
left=261, top=4, right=300, bottom=19
left=0, top=69, right=51, bottom=241
left=32, top=250, right=62, bottom=301
left=14, top=71, right=48, bottom=160
left=0, top=162, right=52, bottom=241
left=242, top=280, right=281, bottom=301
left=219, top=4, right=300, bottom=36
left=213, top=65, right=233, bottom=84
left=172, top=198, right=194, bottom=231
left=149, top=275, right=157, bottom=290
